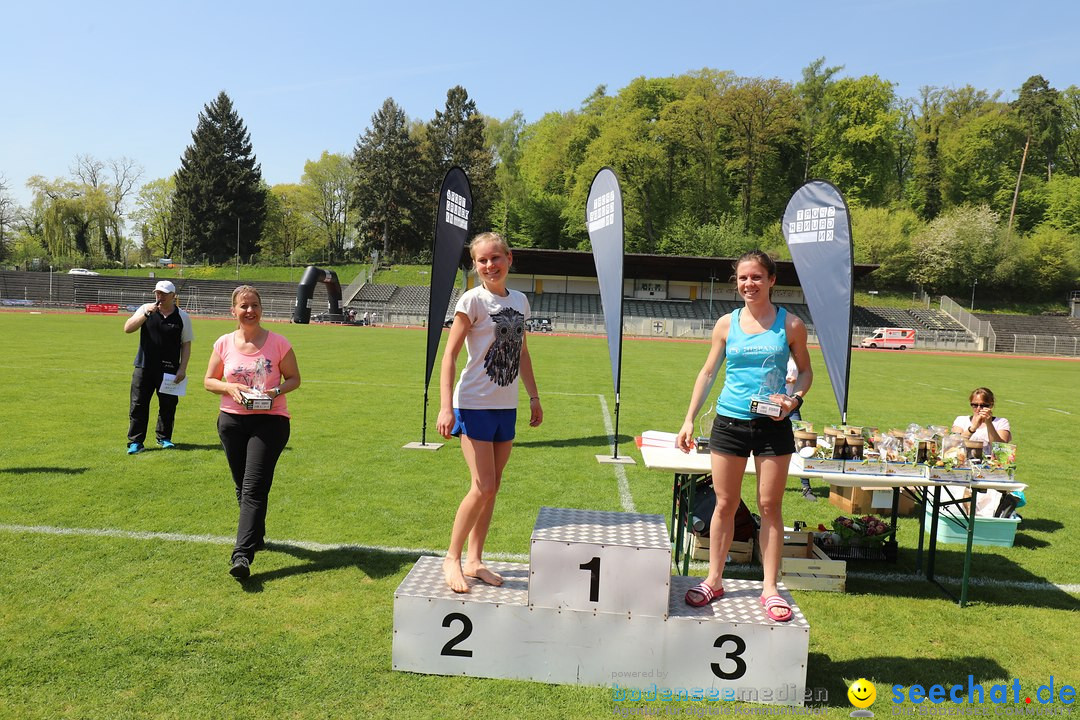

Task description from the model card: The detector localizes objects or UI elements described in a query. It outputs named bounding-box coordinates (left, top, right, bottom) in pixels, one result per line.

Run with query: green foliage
left=301, top=152, right=357, bottom=263
left=131, top=177, right=176, bottom=260
left=261, top=183, right=322, bottom=264
left=170, top=91, right=267, bottom=264
left=422, top=86, right=496, bottom=238
left=656, top=213, right=759, bottom=258
left=352, top=97, right=426, bottom=263
left=1043, top=174, right=1080, bottom=234
left=1013, top=75, right=1063, bottom=179
left=850, top=206, right=922, bottom=288
left=910, top=204, right=1002, bottom=293
left=940, top=107, right=1024, bottom=211
left=812, top=75, right=901, bottom=206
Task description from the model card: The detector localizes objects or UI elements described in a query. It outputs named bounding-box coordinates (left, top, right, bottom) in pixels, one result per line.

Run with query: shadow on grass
left=1017, top=518, right=1064, bottom=534
left=237, top=542, right=417, bottom=593
left=1011, top=533, right=1051, bottom=550
left=805, top=652, right=1010, bottom=708
left=513, top=434, right=635, bottom=449
left=845, top=548, right=1080, bottom=610
left=0, top=466, right=90, bottom=475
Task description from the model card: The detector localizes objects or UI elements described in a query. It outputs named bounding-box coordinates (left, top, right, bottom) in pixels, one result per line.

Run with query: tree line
left=1, top=60, right=1078, bottom=302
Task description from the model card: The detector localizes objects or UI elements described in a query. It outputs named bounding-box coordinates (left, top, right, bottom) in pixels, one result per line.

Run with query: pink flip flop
left=760, top=594, right=793, bottom=622
left=685, top=582, right=724, bottom=607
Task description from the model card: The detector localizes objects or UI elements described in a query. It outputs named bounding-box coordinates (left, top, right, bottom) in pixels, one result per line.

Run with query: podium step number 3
left=392, top=507, right=809, bottom=706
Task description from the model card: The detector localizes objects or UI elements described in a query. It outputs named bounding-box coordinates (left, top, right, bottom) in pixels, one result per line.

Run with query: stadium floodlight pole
left=236, top=218, right=240, bottom=281
left=970, top=277, right=977, bottom=311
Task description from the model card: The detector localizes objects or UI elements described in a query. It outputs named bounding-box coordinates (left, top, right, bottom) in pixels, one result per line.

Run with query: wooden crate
left=829, top=485, right=918, bottom=517
left=754, top=529, right=847, bottom=592
left=780, top=545, right=846, bottom=592
left=687, top=534, right=755, bottom=563
left=753, top=529, right=814, bottom=563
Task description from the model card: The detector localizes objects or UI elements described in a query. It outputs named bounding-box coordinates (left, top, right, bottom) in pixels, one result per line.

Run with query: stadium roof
left=506, top=248, right=877, bottom=285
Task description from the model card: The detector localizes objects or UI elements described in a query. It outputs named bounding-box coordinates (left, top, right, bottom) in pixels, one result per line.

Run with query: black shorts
left=709, top=415, right=796, bottom=458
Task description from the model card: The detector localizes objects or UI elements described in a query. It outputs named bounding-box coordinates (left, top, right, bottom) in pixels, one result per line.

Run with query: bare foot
left=463, top=562, right=503, bottom=587
left=443, top=557, right=470, bottom=593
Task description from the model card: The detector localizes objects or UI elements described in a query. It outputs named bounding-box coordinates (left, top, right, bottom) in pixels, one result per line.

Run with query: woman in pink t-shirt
left=204, top=285, right=301, bottom=580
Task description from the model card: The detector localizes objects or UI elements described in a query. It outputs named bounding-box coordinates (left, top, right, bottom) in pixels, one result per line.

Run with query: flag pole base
left=596, top=453, right=635, bottom=465
left=403, top=441, right=443, bottom=451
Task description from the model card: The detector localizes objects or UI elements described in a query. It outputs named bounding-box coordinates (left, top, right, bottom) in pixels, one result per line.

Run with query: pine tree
left=352, top=98, right=425, bottom=261
left=171, top=91, right=266, bottom=263
left=422, top=86, right=496, bottom=238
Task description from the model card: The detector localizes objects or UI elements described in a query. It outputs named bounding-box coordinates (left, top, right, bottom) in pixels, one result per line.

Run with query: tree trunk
left=1007, top=134, right=1030, bottom=237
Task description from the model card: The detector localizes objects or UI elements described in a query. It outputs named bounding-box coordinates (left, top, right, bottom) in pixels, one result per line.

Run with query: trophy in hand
left=695, top=407, right=713, bottom=453
left=749, top=359, right=786, bottom=419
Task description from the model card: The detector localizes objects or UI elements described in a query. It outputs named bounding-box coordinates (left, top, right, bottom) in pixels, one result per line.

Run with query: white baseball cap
left=154, top=280, right=176, bottom=294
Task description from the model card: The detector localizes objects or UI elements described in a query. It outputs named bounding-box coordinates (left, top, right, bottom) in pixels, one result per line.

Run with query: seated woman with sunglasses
left=952, top=387, right=1012, bottom=455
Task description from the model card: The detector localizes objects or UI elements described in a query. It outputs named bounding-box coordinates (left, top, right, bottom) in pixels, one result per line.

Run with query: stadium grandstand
left=4, top=253, right=1077, bottom=356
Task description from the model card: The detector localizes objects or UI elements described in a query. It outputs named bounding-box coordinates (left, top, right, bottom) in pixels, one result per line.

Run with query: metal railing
left=995, top=334, right=1080, bottom=357
left=940, top=295, right=995, bottom=351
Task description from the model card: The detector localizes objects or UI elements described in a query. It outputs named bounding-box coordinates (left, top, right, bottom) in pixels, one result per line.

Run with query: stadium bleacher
left=975, top=312, right=1080, bottom=354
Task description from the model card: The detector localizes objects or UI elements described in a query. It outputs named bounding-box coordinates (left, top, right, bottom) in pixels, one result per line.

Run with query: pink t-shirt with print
left=213, top=331, right=292, bottom=418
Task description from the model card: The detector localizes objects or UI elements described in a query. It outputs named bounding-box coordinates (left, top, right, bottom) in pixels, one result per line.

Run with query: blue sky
left=3, top=0, right=1078, bottom=208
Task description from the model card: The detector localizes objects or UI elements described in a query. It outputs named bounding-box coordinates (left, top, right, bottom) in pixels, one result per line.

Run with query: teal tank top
left=716, top=307, right=789, bottom=419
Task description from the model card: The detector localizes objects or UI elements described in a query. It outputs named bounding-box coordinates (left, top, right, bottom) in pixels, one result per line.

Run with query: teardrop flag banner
left=417, top=167, right=472, bottom=447
left=781, top=179, right=854, bottom=422
left=586, top=167, right=629, bottom=461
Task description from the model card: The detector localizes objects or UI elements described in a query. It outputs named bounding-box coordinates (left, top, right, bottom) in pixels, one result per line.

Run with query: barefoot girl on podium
left=436, top=232, right=543, bottom=593
left=675, top=251, right=812, bottom=622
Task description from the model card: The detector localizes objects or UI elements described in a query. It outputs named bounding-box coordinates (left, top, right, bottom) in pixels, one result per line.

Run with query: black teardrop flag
left=421, top=167, right=472, bottom=444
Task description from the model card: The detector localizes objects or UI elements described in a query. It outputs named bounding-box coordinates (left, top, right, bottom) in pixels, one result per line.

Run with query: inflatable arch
left=292, top=265, right=343, bottom=323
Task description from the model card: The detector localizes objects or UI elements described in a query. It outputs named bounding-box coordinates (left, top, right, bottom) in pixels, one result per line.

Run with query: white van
left=860, top=327, right=916, bottom=350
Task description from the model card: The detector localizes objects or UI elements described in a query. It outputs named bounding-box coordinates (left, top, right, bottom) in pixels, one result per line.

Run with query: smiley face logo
left=848, top=678, right=877, bottom=709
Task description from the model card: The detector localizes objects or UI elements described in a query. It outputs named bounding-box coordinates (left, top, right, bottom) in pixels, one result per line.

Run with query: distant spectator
left=122, top=280, right=192, bottom=454
left=952, top=387, right=1012, bottom=455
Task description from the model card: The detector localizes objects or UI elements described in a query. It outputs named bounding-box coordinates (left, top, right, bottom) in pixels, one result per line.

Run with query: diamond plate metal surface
left=395, top=555, right=529, bottom=605
left=531, top=506, right=669, bottom=549
left=668, top=576, right=809, bottom=628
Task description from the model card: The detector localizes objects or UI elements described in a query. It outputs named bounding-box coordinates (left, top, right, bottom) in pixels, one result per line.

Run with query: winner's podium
left=393, top=507, right=810, bottom=706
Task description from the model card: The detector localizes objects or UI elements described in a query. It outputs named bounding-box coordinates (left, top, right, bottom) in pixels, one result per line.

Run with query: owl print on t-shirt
left=483, top=307, right=525, bottom=387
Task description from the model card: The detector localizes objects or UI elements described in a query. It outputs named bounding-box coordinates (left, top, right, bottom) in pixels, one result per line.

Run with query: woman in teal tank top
left=675, top=251, right=813, bottom=622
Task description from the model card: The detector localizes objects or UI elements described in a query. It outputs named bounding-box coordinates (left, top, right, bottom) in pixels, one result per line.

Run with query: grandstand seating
left=0, top=271, right=308, bottom=318
left=907, top=308, right=966, bottom=332
left=975, top=312, right=1080, bottom=354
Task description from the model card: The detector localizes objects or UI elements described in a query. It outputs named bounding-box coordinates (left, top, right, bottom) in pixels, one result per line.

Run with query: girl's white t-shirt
left=452, top=286, right=530, bottom=409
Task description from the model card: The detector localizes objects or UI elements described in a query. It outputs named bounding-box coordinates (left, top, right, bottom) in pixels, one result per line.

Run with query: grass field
left=1, top=311, right=1077, bottom=719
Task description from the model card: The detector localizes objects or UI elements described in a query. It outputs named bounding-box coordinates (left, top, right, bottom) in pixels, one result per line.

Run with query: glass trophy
left=749, top=358, right=786, bottom=418
left=695, top=407, right=713, bottom=453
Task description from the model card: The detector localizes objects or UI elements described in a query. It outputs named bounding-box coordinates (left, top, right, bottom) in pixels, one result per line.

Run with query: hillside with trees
left=2, top=61, right=1078, bottom=304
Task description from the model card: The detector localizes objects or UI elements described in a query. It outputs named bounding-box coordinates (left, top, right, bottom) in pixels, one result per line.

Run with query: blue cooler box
left=925, top=509, right=1020, bottom=547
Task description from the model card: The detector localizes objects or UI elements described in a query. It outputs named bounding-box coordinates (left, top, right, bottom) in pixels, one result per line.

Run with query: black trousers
left=128, top=366, right=179, bottom=444
left=217, top=412, right=291, bottom=562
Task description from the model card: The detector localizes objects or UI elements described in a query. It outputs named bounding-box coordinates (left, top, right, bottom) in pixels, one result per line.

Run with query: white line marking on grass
left=0, top=523, right=530, bottom=562
left=5, top=523, right=1077, bottom=595
left=597, top=394, right=637, bottom=513
left=1006, top=399, right=1025, bottom=405
left=1047, top=408, right=1071, bottom=415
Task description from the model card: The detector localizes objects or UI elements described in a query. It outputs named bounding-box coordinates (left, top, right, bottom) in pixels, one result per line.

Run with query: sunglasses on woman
left=970, top=402, right=991, bottom=408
